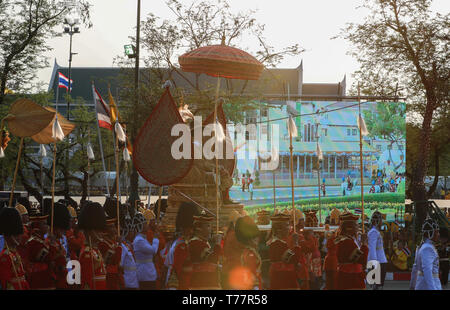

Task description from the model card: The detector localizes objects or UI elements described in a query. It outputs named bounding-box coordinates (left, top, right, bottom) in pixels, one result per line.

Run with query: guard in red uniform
left=14, top=203, right=30, bottom=264
left=102, top=198, right=124, bottom=290
left=166, top=202, right=199, bottom=289
left=78, top=202, right=107, bottom=290
left=268, top=214, right=301, bottom=289
left=287, top=210, right=311, bottom=290
left=228, top=215, right=261, bottom=290
left=25, top=203, right=55, bottom=290
left=46, top=202, right=72, bottom=289
left=335, top=212, right=368, bottom=290
left=66, top=206, right=85, bottom=260
left=0, top=207, right=29, bottom=290
left=323, top=230, right=338, bottom=290
left=188, top=212, right=222, bottom=289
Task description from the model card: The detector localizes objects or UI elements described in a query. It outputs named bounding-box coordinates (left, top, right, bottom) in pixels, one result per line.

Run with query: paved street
left=230, top=185, right=372, bottom=205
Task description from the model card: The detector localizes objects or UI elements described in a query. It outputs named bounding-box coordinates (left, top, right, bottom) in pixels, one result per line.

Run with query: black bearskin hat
left=78, top=202, right=106, bottom=231
left=235, top=216, right=259, bottom=246
left=47, top=202, right=71, bottom=230
left=175, top=202, right=199, bottom=233
left=104, top=197, right=120, bottom=219
left=42, top=198, right=53, bottom=216
left=0, top=207, right=24, bottom=236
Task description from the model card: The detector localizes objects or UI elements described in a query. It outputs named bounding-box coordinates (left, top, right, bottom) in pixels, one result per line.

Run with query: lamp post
left=63, top=18, right=80, bottom=120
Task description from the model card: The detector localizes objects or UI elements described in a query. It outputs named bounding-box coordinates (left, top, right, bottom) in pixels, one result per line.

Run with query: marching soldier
left=268, top=214, right=301, bottom=289
left=102, top=198, right=124, bottom=290
left=66, top=205, right=85, bottom=260
left=188, top=212, right=222, bottom=289
left=335, top=212, right=368, bottom=290
left=77, top=202, right=108, bottom=290
left=0, top=207, right=29, bottom=290
left=367, top=211, right=388, bottom=289
left=14, top=203, right=30, bottom=262
left=46, top=202, right=71, bottom=289
left=323, top=229, right=338, bottom=290
left=165, top=202, right=199, bottom=289
left=25, top=200, right=55, bottom=290
left=410, top=216, right=442, bottom=290
left=231, top=215, right=262, bottom=290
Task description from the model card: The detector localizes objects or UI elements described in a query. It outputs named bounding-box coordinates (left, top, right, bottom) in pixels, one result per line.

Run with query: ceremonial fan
left=0, top=98, right=75, bottom=234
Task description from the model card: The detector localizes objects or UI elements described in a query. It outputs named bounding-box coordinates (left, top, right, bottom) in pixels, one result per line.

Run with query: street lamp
left=63, top=17, right=80, bottom=121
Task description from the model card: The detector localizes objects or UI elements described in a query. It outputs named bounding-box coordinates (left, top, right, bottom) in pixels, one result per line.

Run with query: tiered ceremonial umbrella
left=179, top=37, right=263, bottom=232
left=1, top=99, right=74, bottom=233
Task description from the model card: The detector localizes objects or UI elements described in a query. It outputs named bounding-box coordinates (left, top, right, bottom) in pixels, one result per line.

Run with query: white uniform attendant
left=368, top=227, right=387, bottom=264
left=410, top=239, right=442, bottom=290
left=120, top=241, right=139, bottom=289
left=133, top=233, right=159, bottom=282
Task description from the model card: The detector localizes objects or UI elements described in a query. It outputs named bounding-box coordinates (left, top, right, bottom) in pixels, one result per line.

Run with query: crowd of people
left=0, top=196, right=447, bottom=290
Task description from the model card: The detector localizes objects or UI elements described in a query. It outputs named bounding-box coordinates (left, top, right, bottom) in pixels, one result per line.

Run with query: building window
left=322, top=128, right=327, bottom=136
left=261, top=109, right=268, bottom=117
left=261, top=124, right=268, bottom=135
left=398, top=144, right=403, bottom=150
left=352, top=129, right=357, bottom=136
left=304, top=125, right=308, bottom=142
left=376, top=145, right=382, bottom=151
left=347, top=128, right=351, bottom=136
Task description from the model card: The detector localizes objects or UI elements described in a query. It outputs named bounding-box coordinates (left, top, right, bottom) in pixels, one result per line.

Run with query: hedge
left=245, top=193, right=404, bottom=211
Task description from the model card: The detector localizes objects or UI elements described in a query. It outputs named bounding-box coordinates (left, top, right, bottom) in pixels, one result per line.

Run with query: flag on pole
left=93, top=87, right=112, bottom=130
left=316, top=142, right=323, bottom=161
left=354, top=208, right=362, bottom=214
left=58, top=72, right=73, bottom=91
left=358, top=115, right=369, bottom=136
left=108, top=88, right=121, bottom=124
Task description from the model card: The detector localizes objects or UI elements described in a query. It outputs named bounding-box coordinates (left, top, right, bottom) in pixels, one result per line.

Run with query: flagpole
left=289, top=124, right=296, bottom=234
left=91, top=82, right=110, bottom=196
left=114, top=121, right=120, bottom=237
left=358, top=84, right=365, bottom=234
left=317, top=143, right=322, bottom=225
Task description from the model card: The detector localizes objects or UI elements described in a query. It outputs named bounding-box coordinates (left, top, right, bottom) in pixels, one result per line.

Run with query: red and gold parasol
left=178, top=37, right=263, bottom=232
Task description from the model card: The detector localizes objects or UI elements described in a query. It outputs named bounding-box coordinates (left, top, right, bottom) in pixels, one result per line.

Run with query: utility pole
left=129, top=0, right=141, bottom=205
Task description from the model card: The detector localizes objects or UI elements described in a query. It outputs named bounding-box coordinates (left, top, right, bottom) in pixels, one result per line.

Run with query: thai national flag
left=92, top=85, right=112, bottom=130
left=402, top=246, right=411, bottom=256
left=354, top=208, right=362, bottom=214
left=58, top=72, right=73, bottom=91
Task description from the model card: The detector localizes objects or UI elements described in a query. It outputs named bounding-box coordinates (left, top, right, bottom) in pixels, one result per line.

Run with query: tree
left=337, top=0, right=449, bottom=225
left=363, top=102, right=406, bottom=171
left=0, top=0, right=92, bottom=105
left=118, top=0, right=304, bottom=202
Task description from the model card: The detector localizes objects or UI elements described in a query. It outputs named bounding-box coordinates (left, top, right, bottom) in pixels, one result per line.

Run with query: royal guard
left=47, top=202, right=71, bottom=289
left=14, top=203, right=30, bottom=261
left=77, top=202, right=107, bottom=290
left=188, top=211, right=222, bottom=289
left=303, top=228, right=322, bottom=290
left=323, top=229, right=338, bottom=290
left=229, top=215, right=261, bottom=290
left=368, top=211, right=388, bottom=289
left=268, top=213, right=301, bottom=289
left=410, top=216, right=442, bottom=290
left=165, top=202, right=199, bottom=289
left=335, top=212, right=368, bottom=290
left=222, top=210, right=242, bottom=289
left=145, top=209, right=166, bottom=289
left=25, top=200, right=55, bottom=290
left=101, top=199, right=124, bottom=290
left=66, top=205, right=85, bottom=260
left=288, top=209, right=311, bottom=290
left=0, top=207, right=29, bottom=290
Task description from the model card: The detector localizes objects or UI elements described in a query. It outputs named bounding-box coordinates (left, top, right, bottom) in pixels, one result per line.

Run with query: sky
left=37, top=0, right=449, bottom=91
